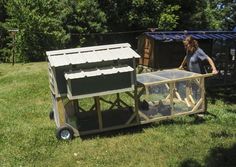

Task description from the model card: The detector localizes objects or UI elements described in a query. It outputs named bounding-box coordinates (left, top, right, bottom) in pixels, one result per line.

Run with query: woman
left=179, top=35, right=218, bottom=74
left=179, top=36, right=218, bottom=114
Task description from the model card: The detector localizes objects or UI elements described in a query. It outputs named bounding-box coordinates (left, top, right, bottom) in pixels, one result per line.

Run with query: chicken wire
left=137, top=70, right=202, bottom=118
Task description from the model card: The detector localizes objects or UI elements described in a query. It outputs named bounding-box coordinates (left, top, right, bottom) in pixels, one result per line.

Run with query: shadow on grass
left=150, top=113, right=214, bottom=127
left=210, top=130, right=234, bottom=138
left=80, top=115, right=211, bottom=140
left=207, top=85, right=236, bottom=105
left=179, top=159, right=202, bottom=167
left=179, top=143, right=236, bottom=167
left=204, top=143, right=236, bottom=167
left=80, top=125, right=145, bottom=140
left=225, top=108, right=236, bottom=114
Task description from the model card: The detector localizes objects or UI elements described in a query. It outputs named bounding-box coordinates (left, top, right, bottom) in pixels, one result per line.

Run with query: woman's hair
left=183, top=35, right=198, bottom=53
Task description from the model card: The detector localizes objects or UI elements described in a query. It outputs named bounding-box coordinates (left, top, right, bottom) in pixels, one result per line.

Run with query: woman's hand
left=179, top=56, right=187, bottom=70
left=212, top=69, right=218, bottom=74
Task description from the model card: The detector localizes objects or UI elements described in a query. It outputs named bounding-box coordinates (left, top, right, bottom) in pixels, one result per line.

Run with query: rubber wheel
left=49, top=110, right=54, bottom=120
left=56, top=126, right=74, bottom=140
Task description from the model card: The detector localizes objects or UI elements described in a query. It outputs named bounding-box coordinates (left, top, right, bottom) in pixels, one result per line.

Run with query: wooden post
left=56, top=97, right=66, bottom=126
left=116, top=93, right=121, bottom=108
left=169, top=82, right=174, bottom=114
left=8, top=29, right=18, bottom=66
left=200, top=77, right=206, bottom=112
left=73, top=100, right=79, bottom=113
left=95, top=96, right=103, bottom=130
left=134, top=86, right=140, bottom=123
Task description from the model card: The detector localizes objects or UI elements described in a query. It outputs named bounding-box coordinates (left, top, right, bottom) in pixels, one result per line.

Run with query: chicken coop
left=47, top=43, right=213, bottom=140
left=47, top=43, right=141, bottom=139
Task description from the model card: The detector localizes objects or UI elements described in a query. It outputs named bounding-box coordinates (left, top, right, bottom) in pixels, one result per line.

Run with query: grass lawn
left=0, top=62, right=236, bottom=167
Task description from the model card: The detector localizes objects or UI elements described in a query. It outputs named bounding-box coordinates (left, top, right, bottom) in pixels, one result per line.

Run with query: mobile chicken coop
left=47, top=43, right=212, bottom=140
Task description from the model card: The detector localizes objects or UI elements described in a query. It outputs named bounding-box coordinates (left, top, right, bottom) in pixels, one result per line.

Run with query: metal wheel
left=56, top=126, right=74, bottom=140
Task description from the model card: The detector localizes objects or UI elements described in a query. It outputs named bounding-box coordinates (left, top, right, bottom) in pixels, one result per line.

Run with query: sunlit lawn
left=0, top=62, right=235, bottom=167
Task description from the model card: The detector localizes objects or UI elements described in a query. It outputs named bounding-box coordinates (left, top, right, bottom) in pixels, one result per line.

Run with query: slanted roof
left=65, top=65, right=133, bottom=80
left=144, top=31, right=236, bottom=41
left=47, top=43, right=140, bottom=67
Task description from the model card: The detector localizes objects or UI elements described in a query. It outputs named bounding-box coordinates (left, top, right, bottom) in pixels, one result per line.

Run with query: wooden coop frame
left=136, top=69, right=214, bottom=124
left=47, top=43, right=214, bottom=140
left=47, top=43, right=141, bottom=139
left=137, top=31, right=236, bottom=86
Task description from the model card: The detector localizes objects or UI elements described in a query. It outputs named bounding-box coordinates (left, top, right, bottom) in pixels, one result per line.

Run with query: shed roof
left=144, top=31, right=236, bottom=41
left=47, top=43, right=140, bottom=67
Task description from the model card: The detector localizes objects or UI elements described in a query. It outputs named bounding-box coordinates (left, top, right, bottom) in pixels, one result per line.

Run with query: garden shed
left=137, top=31, right=236, bottom=85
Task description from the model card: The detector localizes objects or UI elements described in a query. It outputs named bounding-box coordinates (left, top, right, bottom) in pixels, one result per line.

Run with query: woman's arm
left=207, top=56, right=218, bottom=74
left=179, top=56, right=187, bottom=70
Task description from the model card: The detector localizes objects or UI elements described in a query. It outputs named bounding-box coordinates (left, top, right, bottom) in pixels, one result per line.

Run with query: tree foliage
left=62, top=0, right=107, bottom=47
left=5, top=0, right=69, bottom=62
left=165, top=0, right=210, bottom=30
left=99, top=0, right=180, bottom=31
left=0, top=0, right=9, bottom=62
left=0, top=0, right=235, bottom=62
left=206, top=0, right=236, bottom=30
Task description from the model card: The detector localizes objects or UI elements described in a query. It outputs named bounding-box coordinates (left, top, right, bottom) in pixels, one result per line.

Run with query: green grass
left=0, top=62, right=236, bottom=167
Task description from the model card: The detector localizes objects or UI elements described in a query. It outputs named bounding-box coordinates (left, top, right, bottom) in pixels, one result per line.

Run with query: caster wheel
left=56, top=126, right=74, bottom=140
left=49, top=110, right=54, bottom=120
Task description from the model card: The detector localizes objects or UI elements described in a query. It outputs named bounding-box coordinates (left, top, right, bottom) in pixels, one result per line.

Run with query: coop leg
left=95, top=96, right=103, bottom=130
left=169, top=82, right=174, bottom=114
left=73, top=100, right=79, bottom=113
left=56, top=97, right=66, bottom=126
left=200, top=77, right=206, bottom=112
left=116, top=93, right=121, bottom=108
left=134, top=86, right=140, bottom=123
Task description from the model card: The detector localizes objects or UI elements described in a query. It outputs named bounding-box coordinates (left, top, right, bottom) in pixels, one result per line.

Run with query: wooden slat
left=175, top=91, right=182, bottom=101
left=138, top=111, right=150, bottom=121
left=191, top=98, right=203, bottom=112
left=169, top=82, right=174, bottom=113
left=134, top=86, right=140, bottom=123
left=140, top=109, right=205, bottom=125
left=125, top=113, right=137, bottom=125
left=73, top=123, right=139, bottom=136
left=184, top=98, right=192, bottom=107
left=200, top=78, right=206, bottom=111
left=56, top=97, right=66, bottom=126
left=188, top=95, right=196, bottom=105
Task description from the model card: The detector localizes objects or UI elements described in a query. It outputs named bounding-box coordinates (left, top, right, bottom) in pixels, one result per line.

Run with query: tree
left=5, top=0, right=69, bottom=62
left=223, top=0, right=236, bottom=30
left=207, top=0, right=236, bottom=30
left=99, top=0, right=180, bottom=31
left=166, top=0, right=211, bottom=30
left=0, top=0, right=10, bottom=62
left=62, top=0, right=107, bottom=47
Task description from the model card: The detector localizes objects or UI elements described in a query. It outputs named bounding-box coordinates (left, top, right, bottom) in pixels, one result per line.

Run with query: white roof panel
left=48, top=55, right=69, bottom=67
left=46, top=43, right=131, bottom=56
left=47, top=43, right=140, bottom=67
left=68, top=54, right=87, bottom=64
left=65, top=65, right=134, bottom=80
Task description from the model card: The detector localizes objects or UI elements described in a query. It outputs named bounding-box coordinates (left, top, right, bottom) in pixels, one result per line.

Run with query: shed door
left=139, top=38, right=154, bottom=67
